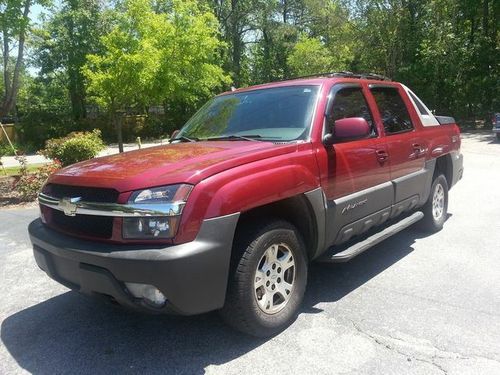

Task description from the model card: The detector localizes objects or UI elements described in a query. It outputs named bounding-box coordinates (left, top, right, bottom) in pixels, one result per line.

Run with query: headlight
left=123, top=184, right=192, bottom=239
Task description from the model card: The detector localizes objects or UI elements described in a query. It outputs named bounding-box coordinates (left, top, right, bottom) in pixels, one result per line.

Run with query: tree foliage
left=0, top=0, right=497, bottom=149
left=83, top=0, right=229, bottom=114
left=288, top=35, right=335, bottom=76
left=0, top=0, right=49, bottom=117
left=33, top=0, right=111, bottom=120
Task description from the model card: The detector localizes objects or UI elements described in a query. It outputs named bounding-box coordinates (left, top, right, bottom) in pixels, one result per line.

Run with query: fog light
left=125, top=282, right=167, bottom=307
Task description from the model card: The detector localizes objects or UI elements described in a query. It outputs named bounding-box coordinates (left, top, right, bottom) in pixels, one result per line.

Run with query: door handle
left=376, top=149, right=389, bottom=163
left=412, top=143, right=425, bottom=158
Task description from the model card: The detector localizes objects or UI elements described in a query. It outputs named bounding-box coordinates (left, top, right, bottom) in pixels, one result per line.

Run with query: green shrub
left=41, top=129, right=105, bottom=166
left=0, top=143, right=10, bottom=158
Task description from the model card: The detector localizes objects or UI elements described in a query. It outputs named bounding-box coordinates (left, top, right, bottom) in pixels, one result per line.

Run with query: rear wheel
left=220, top=220, right=307, bottom=337
left=419, top=174, right=448, bottom=232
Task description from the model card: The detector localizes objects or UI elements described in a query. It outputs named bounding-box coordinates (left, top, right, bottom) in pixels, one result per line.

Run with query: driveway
left=1, top=132, right=499, bottom=374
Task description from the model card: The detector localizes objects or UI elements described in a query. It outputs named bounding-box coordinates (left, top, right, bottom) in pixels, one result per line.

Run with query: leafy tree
left=205, top=0, right=260, bottom=86
left=15, top=72, right=77, bottom=149
left=83, top=0, right=230, bottom=150
left=33, top=0, right=111, bottom=120
left=288, top=35, right=334, bottom=76
left=0, top=0, right=48, bottom=117
left=4, top=0, right=498, bottom=147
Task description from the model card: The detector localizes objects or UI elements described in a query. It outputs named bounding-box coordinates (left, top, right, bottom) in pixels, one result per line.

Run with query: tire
left=496, top=133, right=500, bottom=141
left=419, top=174, right=448, bottom=232
left=220, top=219, right=308, bottom=337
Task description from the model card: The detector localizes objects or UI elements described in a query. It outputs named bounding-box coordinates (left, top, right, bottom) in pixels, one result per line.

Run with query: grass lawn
left=0, top=163, right=46, bottom=177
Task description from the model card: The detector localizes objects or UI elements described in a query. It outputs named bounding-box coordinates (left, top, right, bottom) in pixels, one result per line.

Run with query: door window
left=329, top=87, right=376, bottom=136
left=371, top=87, right=414, bottom=134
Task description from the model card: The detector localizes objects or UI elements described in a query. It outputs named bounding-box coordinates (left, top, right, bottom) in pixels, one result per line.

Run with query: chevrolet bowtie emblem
left=60, top=197, right=82, bottom=216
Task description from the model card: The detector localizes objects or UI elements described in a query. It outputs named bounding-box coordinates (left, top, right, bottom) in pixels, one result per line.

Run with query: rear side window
left=330, top=87, right=375, bottom=135
left=371, top=87, right=414, bottom=134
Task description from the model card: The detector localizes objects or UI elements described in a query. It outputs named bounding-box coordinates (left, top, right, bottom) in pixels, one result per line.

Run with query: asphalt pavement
left=1, top=132, right=499, bottom=374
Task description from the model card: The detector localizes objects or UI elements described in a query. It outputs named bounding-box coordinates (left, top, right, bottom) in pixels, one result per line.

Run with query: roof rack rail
left=279, top=71, right=392, bottom=82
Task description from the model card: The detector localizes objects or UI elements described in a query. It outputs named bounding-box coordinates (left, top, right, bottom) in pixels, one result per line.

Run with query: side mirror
left=170, top=129, right=180, bottom=140
left=323, top=117, right=371, bottom=145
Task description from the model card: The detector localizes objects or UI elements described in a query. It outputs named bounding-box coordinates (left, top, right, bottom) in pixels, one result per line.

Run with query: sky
left=30, top=3, right=45, bottom=23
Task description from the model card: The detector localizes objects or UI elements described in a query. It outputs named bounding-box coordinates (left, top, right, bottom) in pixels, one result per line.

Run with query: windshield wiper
left=205, top=134, right=264, bottom=142
left=171, top=135, right=198, bottom=143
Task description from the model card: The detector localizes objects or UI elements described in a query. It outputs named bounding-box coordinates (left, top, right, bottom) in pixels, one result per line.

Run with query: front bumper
left=28, top=213, right=239, bottom=315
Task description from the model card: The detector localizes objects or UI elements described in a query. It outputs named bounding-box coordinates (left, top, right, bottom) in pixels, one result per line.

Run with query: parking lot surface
left=1, top=132, right=499, bottom=374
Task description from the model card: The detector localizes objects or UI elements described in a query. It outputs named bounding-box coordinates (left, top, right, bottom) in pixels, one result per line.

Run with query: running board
left=318, top=211, right=424, bottom=263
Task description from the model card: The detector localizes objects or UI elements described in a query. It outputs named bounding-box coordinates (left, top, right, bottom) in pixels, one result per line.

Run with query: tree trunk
left=483, top=0, right=489, bottom=37
left=117, top=116, right=124, bottom=153
left=262, top=29, right=272, bottom=82
left=110, top=102, right=123, bottom=153
left=2, top=25, right=10, bottom=109
left=0, top=0, right=31, bottom=118
left=230, top=0, right=242, bottom=86
left=232, top=30, right=242, bottom=86
left=282, top=0, right=288, bottom=24
left=68, top=69, right=86, bottom=120
left=113, top=112, right=124, bottom=153
left=66, top=5, right=87, bottom=120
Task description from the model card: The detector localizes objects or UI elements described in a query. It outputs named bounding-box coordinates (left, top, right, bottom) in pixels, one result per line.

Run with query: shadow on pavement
left=461, top=131, right=498, bottom=144
left=304, top=226, right=424, bottom=312
left=1, top=224, right=436, bottom=374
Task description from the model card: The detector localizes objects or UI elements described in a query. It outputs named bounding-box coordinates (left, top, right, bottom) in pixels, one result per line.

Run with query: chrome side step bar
left=318, top=211, right=424, bottom=263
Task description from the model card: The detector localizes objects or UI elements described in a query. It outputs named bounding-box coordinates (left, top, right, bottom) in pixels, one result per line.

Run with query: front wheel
left=220, top=220, right=308, bottom=337
left=419, top=174, right=449, bottom=232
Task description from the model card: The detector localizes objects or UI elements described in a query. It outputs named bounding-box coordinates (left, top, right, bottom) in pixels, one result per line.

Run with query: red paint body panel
left=175, top=142, right=320, bottom=243
left=49, top=141, right=299, bottom=192
left=317, top=137, right=392, bottom=200
left=334, top=117, right=371, bottom=140
left=43, top=77, right=462, bottom=245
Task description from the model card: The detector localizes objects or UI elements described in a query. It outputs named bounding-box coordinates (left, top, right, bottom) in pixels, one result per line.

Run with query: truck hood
left=49, top=141, right=298, bottom=192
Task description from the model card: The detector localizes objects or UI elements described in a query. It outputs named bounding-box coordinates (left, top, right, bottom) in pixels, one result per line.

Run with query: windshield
left=177, top=85, right=320, bottom=142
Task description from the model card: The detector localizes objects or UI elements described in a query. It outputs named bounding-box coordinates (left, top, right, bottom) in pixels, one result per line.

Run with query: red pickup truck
left=29, top=72, right=463, bottom=337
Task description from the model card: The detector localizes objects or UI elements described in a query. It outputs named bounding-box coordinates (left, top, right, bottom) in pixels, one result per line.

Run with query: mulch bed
left=0, top=176, right=37, bottom=208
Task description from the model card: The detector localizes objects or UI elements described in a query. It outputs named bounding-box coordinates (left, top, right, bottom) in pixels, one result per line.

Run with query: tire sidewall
left=429, top=175, right=449, bottom=229
left=229, top=222, right=308, bottom=335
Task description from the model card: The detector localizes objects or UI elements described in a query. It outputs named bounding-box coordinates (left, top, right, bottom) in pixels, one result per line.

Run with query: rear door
left=369, top=85, right=428, bottom=214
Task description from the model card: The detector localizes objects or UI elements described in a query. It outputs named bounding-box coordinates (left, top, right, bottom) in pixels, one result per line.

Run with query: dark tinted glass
left=371, top=87, right=414, bottom=134
left=330, top=87, right=375, bottom=134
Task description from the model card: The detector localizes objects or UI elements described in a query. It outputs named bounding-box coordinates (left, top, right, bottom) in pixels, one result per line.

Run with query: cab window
left=371, top=87, right=414, bottom=134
